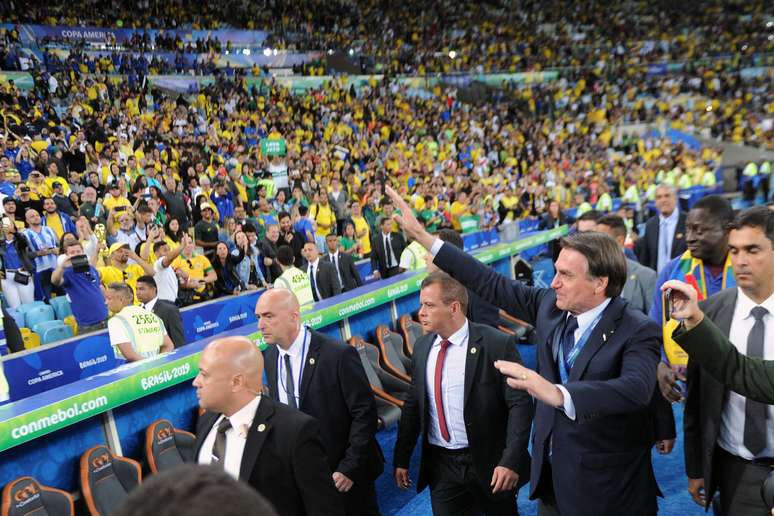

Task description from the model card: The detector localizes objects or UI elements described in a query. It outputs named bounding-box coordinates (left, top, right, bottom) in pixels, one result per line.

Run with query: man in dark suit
left=385, top=185, right=661, bottom=516
left=279, top=211, right=307, bottom=268
left=393, top=272, right=533, bottom=515
left=324, top=233, right=363, bottom=292
left=256, top=289, right=383, bottom=516
left=635, top=183, right=687, bottom=272
left=136, top=276, right=186, bottom=348
left=371, top=216, right=406, bottom=279
left=302, top=241, right=341, bottom=301
left=193, top=336, right=344, bottom=516
left=669, top=206, right=774, bottom=515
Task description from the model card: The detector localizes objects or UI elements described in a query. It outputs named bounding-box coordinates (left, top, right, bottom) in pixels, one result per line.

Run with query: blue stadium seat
left=49, top=296, right=73, bottom=320
left=24, top=305, right=56, bottom=329
left=32, top=320, right=66, bottom=336
left=6, top=308, right=25, bottom=329
left=16, top=301, right=46, bottom=317
left=39, top=324, right=73, bottom=345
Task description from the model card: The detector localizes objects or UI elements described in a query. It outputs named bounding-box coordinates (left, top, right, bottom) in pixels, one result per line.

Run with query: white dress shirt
left=328, top=251, right=343, bottom=286
left=306, top=259, right=322, bottom=300
left=277, top=327, right=308, bottom=407
left=383, top=232, right=396, bottom=268
left=426, top=320, right=470, bottom=448
left=555, top=298, right=612, bottom=420
left=657, top=208, right=680, bottom=272
left=197, top=395, right=261, bottom=479
left=718, top=288, right=774, bottom=459
left=142, top=296, right=158, bottom=312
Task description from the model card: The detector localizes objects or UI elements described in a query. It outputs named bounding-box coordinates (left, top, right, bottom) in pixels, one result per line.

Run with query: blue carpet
left=376, top=344, right=704, bottom=515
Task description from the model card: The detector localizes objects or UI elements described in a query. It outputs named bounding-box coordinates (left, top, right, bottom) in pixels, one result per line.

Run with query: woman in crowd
left=0, top=217, right=36, bottom=308
left=232, top=230, right=266, bottom=290
left=339, top=221, right=362, bottom=260
left=211, top=241, right=245, bottom=297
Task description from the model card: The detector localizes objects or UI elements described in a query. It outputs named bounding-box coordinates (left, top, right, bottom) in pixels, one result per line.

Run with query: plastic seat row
left=0, top=419, right=193, bottom=516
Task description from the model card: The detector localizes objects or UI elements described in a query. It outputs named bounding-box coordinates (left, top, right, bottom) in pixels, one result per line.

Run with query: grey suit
left=621, top=258, right=657, bottom=315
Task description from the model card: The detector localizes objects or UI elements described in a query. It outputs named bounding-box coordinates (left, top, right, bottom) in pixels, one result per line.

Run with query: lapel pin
left=309, top=358, right=315, bottom=365
left=602, top=334, right=607, bottom=342
left=470, top=347, right=477, bottom=354
left=257, top=424, right=266, bottom=432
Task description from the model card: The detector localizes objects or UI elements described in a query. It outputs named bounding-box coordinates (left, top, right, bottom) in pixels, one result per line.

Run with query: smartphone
left=663, top=288, right=674, bottom=321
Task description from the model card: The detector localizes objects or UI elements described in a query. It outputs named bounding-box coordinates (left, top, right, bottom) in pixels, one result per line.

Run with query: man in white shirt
left=142, top=229, right=189, bottom=302
left=302, top=241, right=341, bottom=301
left=393, top=272, right=533, bottom=515
left=192, top=336, right=344, bottom=516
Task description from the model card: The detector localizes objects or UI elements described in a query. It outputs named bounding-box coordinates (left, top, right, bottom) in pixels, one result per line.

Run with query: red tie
left=434, top=339, right=452, bottom=442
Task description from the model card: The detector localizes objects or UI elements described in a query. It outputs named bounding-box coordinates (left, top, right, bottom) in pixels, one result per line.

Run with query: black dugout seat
left=145, top=419, right=196, bottom=474
left=1, top=476, right=74, bottom=516
left=80, top=445, right=141, bottom=516
left=398, top=314, right=423, bottom=357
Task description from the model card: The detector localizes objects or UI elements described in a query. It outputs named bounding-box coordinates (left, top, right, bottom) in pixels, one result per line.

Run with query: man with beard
left=278, top=211, right=306, bottom=267
left=260, top=224, right=283, bottom=283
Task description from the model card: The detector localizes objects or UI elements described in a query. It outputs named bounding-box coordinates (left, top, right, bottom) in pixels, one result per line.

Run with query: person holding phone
left=0, top=216, right=36, bottom=308
left=665, top=206, right=774, bottom=515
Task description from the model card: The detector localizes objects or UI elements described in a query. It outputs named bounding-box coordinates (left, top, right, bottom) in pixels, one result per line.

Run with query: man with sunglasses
left=51, top=240, right=109, bottom=334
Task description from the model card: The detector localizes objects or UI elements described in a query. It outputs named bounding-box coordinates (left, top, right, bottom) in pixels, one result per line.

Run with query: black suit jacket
left=370, top=231, right=406, bottom=276
left=635, top=211, right=687, bottom=271
left=152, top=299, right=186, bottom=348
left=323, top=252, right=363, bottom=292
left=263, top=330, right=384, bottom=483
left=433, top=242, right=661, bottom=516
left=194, top=397, right=345, bottom=516
left=393, top=322, right=533, bottom=493
left=307, top=260, right=342, bottom=299
left=684, top=287, right=740, bottom=508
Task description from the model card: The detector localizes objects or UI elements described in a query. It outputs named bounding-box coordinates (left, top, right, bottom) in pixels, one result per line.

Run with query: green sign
left=260, top=138, right=286, bottom=156
left=0, top=226, right=567, bottom=452
left=459, top=215, right=480, bottom=234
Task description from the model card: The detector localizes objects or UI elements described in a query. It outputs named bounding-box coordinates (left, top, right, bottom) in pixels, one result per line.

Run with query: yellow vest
left=273, top=267, right=315, bottom=306
left=400, top=241, right=427, bottom=270
left=110, top=305, right=166, bottom=360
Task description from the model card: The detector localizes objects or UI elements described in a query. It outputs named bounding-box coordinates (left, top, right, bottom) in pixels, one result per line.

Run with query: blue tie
left=561, top=315, right=579, bottom=363
left=657, top=219, right=670, bottom=272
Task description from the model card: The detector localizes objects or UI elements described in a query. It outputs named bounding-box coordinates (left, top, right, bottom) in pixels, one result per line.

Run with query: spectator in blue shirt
left=51, top=239, right=108, bottom=334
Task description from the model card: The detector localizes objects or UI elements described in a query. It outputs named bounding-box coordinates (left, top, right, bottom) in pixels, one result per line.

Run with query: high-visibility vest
left=595, top=193, right=613, bottom=212
left=274, top=266, right=314, bottom=306
left=743, top=162, right=759, bottom=177
left=400, top=241, right=428, bottom=271
left=110, top=305, right=166, bottom=360
left=760, top=162, right=771, bottom=176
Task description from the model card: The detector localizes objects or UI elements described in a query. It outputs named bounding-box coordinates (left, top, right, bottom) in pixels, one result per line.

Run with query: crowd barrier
left=0, top=226, right=566, bottom=493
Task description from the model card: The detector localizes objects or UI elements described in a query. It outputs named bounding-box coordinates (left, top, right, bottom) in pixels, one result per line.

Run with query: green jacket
left=673, top=315, right=774, bottom=404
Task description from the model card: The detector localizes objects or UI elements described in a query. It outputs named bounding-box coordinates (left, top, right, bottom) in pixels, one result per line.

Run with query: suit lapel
left=568, top=298, right=625, bottom=382
left=193, top=411, right=219, bottom=461
left=299, top=329, right=320, bottom=405
left=706, top=288, right=737, bottom=336
left=239, top=397, right=274, bottom=481
left=263, top=346, right=280, bottom=402
left=463, top=326, right=482, bottom=407
left=414, top=334, right=433, bottom=428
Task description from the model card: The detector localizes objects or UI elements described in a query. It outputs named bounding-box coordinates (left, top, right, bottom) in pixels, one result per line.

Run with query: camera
left=70, top=255, right=90, bottom=274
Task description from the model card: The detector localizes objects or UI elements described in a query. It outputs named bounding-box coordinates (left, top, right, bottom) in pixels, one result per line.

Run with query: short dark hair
left=136, top=275, right=157, bottom=290
left=577, top=210, right=602, bottom=223
left=420, top=271, right=468, bottom=313
left=691, top=195, right=734, bottom=229
left=559, top=232, right=627, bottom=298
left=153, top=240, right=168, bottom=253
left=595, top=214, right=627, bottom=241
left=728, top=206, right=774, bottom=247
left=298, top=205, right=309, bottom=216
left=243, top=223, right=257, bottom=234
left=278, top=211, right=291, bottom=221
left=437, top=228, right=464, bottom=249
left=276, top=245, right=295, bottom=266
left=113, top=464, right=278, bottom=516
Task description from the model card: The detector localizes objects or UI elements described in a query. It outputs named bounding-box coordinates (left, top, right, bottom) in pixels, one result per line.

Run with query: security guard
left=105, top=282, right=173, bottom=362
left=399, top=239, right=428, bottom=271
left=272, top=245, right=314, bottom=306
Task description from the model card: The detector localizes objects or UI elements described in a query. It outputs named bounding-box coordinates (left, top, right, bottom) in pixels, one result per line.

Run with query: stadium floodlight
left=448, top=50, right=457, bottom=59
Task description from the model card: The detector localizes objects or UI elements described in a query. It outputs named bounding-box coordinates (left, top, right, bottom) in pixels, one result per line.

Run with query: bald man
left=257, top=289, right=383, bottom=516
left=193, top=336, right=345, bottom=516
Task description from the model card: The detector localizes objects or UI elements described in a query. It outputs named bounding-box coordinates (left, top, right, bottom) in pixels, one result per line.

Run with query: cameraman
left=51, top=240, right=108, bottom=334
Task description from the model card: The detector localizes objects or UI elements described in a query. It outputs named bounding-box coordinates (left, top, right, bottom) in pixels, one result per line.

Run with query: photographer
left=0, top=216, right=36, bottom=308
left=51, top=239, right=108, bottom=334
